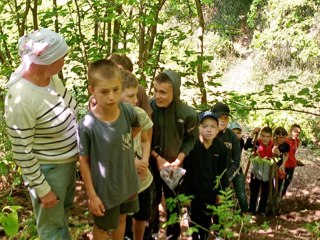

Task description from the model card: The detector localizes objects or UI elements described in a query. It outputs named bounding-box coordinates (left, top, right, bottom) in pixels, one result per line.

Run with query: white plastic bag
left=160, top=166, right=186, bottom=190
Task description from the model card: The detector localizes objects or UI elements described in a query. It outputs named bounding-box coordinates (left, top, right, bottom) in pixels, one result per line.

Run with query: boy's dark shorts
left=93, top=197, right=139, bottom=231
left=133, top=186, right=152, bottom=221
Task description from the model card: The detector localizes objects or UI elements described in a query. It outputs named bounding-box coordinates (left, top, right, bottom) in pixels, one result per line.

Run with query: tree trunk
left=146, top=0, right=166, bottom=85
left=146, top=0, right=165, bottom=54
left=53, top=0, right=59, bottom=32
left=14, top=0, right=31, bottom=36
left=32, top=0, right=38, bottom=30
left=74, top=0, right=88, bottom=69
left=0, top=26, right=12, bottom=65
left=195, top=0, right=207, bottom=104
left=112, top=3, right=122, bottom=53
left=123, top=7, right=133, bottom=50
left=138, top=0, right=146, bottom=81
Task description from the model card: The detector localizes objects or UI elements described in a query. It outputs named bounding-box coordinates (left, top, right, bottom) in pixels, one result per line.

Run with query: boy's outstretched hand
left=88, top=195, right=106, bottom=216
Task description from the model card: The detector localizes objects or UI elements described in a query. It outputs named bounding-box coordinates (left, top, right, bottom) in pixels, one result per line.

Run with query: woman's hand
left=39, top=190, right=60, bottom=208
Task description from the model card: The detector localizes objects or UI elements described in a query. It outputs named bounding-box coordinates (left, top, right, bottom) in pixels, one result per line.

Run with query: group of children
left=5, top=28, right=303, bottom=240
left=77, top=55, right=302, bottom=240
left=231, top=123, right=301, bottom=216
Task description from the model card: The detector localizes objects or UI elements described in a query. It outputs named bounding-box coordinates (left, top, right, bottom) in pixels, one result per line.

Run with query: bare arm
left=141, top=129, right=152, bottom=164
left=79, top=155, right=105, bottom=216
left=135, top=129, right=151, bottom=178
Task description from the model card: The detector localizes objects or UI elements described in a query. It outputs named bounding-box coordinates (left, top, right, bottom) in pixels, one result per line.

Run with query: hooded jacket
left=150, top=70, right=199, bottom=162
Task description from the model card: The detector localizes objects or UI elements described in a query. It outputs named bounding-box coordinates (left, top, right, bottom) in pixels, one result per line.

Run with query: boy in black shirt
left=183, top=111, right=228, bottom=240
left=211, top=103, right=249, bottom=213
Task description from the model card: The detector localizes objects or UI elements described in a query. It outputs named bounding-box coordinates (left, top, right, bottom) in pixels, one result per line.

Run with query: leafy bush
left=249, top=0, right=320, bottom=70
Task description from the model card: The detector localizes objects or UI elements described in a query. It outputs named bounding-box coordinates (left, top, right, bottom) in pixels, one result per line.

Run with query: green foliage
left=206, top=0, right=253, bottom=38
left=1, top=0, right=320, bottom=238
left=0, top=206, right=22, bottom=237
left=249, top=156, right=280, bottom=166
left=207, top=187, right=243, bottom=239
left=247, top=0, right=267, bottom=29
left=164, top=172, right=255, bottom=239
left=305, top=221, right=320, bottom=239
left=248, top=0, right=320, bottom=69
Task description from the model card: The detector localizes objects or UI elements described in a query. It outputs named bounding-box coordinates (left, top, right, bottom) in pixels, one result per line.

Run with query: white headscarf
left=6, top=28, right=68, bottom=87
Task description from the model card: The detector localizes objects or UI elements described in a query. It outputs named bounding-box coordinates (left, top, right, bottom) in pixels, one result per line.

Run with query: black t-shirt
left=182, top=138, right=228, bottom=203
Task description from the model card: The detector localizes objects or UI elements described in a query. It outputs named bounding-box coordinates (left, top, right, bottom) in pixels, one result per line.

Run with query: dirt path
left=238, top=146, right=320, bottom=240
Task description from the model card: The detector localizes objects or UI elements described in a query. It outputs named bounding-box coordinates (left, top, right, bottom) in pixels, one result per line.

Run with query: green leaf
left=2, top=212, right=19, bottom=237
left=275, top=101, right=283, bottom=108
left=288, top=75, right=298, bottom=80
left=264, top=84, right=273, bottom=92
left=298, top=88, right=310, bottom=95
left=0, top=162, right=8, bottom=175
left=314, top=81, right=320, bottom=89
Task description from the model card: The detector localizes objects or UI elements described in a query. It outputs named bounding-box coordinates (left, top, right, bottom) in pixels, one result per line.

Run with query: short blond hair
left=88, top=59, right=120, bottom=86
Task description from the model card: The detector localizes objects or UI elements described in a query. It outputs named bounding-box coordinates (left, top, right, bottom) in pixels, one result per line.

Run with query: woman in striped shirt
left=5, top=28, right=78, bottom=240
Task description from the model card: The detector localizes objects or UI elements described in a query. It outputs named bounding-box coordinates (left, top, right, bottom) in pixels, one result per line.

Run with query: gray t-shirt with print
left=78, top=102, right=140, bottom=209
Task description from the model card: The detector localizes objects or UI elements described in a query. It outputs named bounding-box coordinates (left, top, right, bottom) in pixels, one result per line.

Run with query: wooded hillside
left=0, top=0, right=319, bottom=239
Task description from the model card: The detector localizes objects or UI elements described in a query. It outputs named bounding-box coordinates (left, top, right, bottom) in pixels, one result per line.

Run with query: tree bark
left=139, top=0, right=165, bottom=83
left=123, top=7, right=134, bottom=50
left=195, top=0, right=207, bottom=104
left=146, top=0, right=166, bottom=85
left=74, top=0, right=89, bottom=69
left=0, top=26, right=12, bottom=65
left=53, top=0, right=59, bottom=32
left=13, top=0, right=31, bottom=36
left=112, top=3, right=122, bottom=53
left=31, top=0, right=38, bottom=30
left=146, top=0, right=165, bottom=54
left=138, top=0, right=146, bottom=81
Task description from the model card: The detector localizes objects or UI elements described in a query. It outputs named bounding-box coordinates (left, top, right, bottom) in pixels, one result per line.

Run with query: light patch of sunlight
left=223, top=56, right=255, bottom=93
left=12, top=125, right=22, bottom=136
left=83, top=115, right=92, bottom=127
left=57, top=0, right=68, bottom=5
left=14, top=95, right=21, bottom=104
left=98, top=162, right=106, bottom=178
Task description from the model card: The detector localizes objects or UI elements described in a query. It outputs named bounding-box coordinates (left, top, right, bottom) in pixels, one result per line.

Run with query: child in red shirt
left=282, top=124, right=301, bottom=197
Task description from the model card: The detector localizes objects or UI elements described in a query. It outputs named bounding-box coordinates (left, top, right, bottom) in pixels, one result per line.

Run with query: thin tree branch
left=240, top=107, right=320, bottom=117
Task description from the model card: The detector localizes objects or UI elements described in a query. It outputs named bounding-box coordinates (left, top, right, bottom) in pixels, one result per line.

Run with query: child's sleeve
left=135, top=107, right=153, bottom=131
left=77, top=116, right=91, bottom=156
left=226, top=131, right=241, bottom=182
left=179, top=110, right=199, bottom=156
left=218, top=144, right=229, bottom=190
left=128, top=105, right=140, bottom=128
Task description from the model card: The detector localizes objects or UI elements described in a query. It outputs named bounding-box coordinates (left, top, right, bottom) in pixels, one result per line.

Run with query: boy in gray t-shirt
left=77, top=59, right=140, bottom=239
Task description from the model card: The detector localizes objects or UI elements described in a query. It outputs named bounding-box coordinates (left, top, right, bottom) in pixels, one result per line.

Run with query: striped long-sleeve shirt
left=5, top=75, right=78, bottom=198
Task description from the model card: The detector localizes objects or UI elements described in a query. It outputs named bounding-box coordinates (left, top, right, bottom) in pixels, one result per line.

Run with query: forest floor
left=0, top=146, right=319, bottom=240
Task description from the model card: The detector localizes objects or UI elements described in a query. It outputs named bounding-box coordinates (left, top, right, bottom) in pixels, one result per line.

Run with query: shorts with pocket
left=93, top=197, right=139, bottom=231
